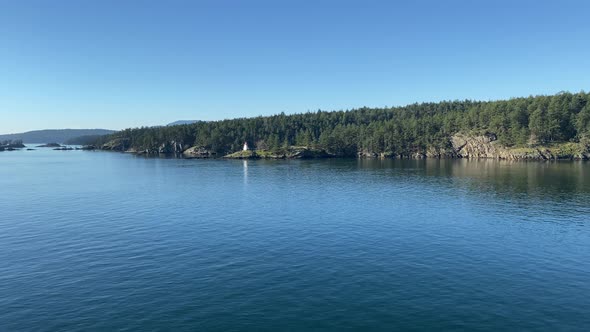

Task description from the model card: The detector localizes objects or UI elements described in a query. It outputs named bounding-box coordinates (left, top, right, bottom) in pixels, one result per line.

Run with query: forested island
left=95, top=92, right=590, bottom=160
left=0, top=140, right=26, bottom=151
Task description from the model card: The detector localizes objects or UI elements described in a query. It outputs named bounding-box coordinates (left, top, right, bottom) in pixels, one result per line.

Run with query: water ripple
left=1, top=152, right=589, bottom=330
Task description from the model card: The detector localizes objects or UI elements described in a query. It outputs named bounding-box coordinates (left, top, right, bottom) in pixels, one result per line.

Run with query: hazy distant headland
left=167, top=120, right=200, bottom=126
left=94, top=92, right=590, bottom=161
left=0, top=129, right=115, bottom=144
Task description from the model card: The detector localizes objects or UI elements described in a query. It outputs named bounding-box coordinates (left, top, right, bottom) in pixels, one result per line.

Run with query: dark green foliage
left=1, top=139, right=24, bottom=146
left=96, top=92, right=590, bottom=156
left=64, top=134, right=109, bottom=145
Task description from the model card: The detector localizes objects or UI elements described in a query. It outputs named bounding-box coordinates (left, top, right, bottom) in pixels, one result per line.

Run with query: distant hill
left=167, top=120, right=199, bottom=126
left=0, top=129, right=115, bottom=144
left=64, top=134, right=111, bottom=145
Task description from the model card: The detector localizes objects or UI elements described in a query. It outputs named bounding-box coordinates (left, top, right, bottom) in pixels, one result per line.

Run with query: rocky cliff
left=450, top=133, right=590, bottom=160
left=183, top=146, right=217, bottom=158
left=355, top=133, right=589, bottom=160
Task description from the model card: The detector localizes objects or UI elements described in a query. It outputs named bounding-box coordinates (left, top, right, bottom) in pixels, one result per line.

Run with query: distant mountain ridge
left=167, top=120, right=199, bottom=126
left=0, top=129, right=115, bottom=144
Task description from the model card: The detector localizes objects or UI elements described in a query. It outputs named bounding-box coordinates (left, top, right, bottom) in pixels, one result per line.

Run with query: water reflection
left=243, top=159, right=248, bottom=184
left=352, top=159, right=589, bottom=192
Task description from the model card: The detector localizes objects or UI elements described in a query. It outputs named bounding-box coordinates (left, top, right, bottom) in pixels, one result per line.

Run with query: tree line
left=95, top=92, right=590, bottom=157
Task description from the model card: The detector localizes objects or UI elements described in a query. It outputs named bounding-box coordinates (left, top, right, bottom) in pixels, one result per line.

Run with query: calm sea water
left=1, top=147, right=589, bottom=331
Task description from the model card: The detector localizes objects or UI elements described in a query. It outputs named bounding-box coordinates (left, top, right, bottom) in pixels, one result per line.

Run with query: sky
left=1, top=0, right=589, bottom=133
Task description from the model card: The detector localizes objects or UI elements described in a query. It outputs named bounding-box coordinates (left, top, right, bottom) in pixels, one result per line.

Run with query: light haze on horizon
left=1, top=0, right=589, bottom=134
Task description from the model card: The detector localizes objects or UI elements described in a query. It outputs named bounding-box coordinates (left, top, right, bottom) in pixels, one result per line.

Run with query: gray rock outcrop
left=183, top=146, right=216, bottom=158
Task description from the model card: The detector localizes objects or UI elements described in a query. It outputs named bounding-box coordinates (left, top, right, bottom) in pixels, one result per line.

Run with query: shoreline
left=98, top=148, right=590, bottom=162
left=96, top=134, right=590, bottom=162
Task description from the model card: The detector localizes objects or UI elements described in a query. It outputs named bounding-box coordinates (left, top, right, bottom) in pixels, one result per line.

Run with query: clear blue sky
left=1, top=0, right=589, bottom=133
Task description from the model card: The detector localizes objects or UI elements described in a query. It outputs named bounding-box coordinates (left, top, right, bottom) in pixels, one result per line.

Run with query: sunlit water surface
left=1, top=147, right=589, bottom=331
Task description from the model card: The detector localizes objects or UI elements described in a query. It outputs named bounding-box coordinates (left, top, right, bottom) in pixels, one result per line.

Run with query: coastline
left=96, top=134, right=590, bottom=161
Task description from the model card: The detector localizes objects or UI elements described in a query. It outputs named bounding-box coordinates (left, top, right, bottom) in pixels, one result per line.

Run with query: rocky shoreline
left=97, top=134, right=590, bottom=161
left=222, top=147, right=333, bottom=160
left=0, top=142, right=97, bottom=152
left=0, top=141, right=26, bottom=151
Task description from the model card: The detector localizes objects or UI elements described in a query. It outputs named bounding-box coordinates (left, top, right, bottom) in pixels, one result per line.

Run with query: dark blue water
left=1, top=147, right=589, bottom=331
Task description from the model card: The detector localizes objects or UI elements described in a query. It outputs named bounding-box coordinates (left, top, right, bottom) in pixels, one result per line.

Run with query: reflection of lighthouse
left=243, top=142, right=248, bottom=151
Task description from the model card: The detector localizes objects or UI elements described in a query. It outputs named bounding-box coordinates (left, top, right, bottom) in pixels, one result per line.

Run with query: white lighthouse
left=243, top=142, right=248, bottom=151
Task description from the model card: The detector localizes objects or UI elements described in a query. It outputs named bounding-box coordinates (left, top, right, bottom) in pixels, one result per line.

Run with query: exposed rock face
left=451, top=133, right=502, bottom=159
left=157, top=141, right=185, bottom=154
left=352, top=133, right=589, bottom=160
left=358, top=150, right=378, bottom=158
left=425, top=147, right=456, bottom=158
left=288, top=147, right=331, bottom=159
left=450, top=133, right=589, bottom=160
left=102, top=138, right=130, bottom=151
left=183, top=146, right=216, bottom=158
left=122, top=141, right=187, bottom=155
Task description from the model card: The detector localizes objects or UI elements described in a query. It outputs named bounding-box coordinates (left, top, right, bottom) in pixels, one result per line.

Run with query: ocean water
left=1, top=147, right=589, bottom=331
